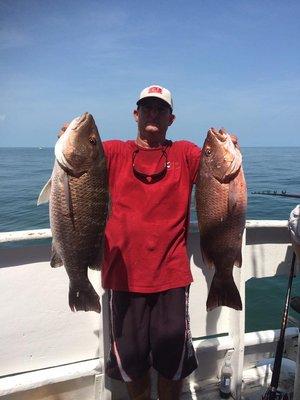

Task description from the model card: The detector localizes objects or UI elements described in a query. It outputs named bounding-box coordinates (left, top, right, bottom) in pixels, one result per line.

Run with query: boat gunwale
left=0, top=220, right=289, bottom=244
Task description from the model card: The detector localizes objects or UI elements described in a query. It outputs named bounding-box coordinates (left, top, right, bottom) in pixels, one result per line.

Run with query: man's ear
left=133, top=109, right=139, bottom=122
left=168, top=114, right=176, bottom=126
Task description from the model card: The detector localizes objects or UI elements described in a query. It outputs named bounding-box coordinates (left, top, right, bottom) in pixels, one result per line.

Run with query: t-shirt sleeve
left=103, top=140, right=122, bottom=172
left=185, top=142, right=201, bottom=184
left=103, top=141, right=112, bottom=169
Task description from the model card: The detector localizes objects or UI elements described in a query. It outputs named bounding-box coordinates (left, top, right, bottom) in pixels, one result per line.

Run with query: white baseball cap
left=137, top=85, right=173, bottom=110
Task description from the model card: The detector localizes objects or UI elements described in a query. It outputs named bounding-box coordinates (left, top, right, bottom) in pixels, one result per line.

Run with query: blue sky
left=0, top=0, right=299, bottom=147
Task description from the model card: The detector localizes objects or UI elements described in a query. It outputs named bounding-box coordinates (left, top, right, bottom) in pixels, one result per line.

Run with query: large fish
left=195, top=128, right=247, bottom=311
left=38, top=112, right=108, bottom=313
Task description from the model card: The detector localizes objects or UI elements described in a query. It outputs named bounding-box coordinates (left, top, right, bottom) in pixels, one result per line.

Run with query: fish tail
left=69, top=281, right=101, bottom=313
left=206, top=273, right=242, bottom=311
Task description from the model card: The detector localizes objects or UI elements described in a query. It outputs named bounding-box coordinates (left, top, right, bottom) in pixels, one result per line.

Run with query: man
left=101, top=85, right=201, bottom=399
left=288, top=205, right=300, bottom=314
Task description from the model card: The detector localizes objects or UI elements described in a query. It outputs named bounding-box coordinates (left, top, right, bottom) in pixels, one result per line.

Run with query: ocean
left=0, top=146, right=300, bottom=333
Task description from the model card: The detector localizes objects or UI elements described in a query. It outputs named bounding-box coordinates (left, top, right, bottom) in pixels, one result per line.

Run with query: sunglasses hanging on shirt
left=132, top=147, right=168, bottom=184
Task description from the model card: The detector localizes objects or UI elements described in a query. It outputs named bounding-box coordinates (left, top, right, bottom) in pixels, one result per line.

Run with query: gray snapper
left=38, top=112, right=108, bottom=313
left=195, top=128, right=247, bottom=311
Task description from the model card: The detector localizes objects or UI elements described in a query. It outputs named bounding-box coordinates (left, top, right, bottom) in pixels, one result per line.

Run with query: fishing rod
left=261, top=203, right=299, bottom=399
left=252, top=190, right=300, bottom=199
left=262, top=252, right=296, bottom=400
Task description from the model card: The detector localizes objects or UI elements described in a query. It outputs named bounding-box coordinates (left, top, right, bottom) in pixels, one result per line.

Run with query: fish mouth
left=208, top=127, right=237, bottom=162
left=55, top=112, right=97, bottom=174
left=208, top=127, right=227, bottom=142
left=74, top=112, right=92, bottom=130
left=206, top=128, right=242, bottom=180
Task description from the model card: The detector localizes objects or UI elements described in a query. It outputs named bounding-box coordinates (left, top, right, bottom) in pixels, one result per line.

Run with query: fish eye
left=205, top=148, right=212, bottom=157
left=89, top=137, right=97, bottom=145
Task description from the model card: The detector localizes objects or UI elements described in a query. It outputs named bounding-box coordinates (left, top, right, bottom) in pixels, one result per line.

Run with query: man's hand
left=210, top=127, right=239, bottom=147
left=58, top=122, right=70, bottom=138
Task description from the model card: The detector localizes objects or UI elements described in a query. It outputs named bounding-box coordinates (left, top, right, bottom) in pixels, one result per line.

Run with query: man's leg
left=150, top=287, right=197, bottom=398
left=105, top=291, right=152, bottom=396
left=126, top=372, right=151, bottom=400
left=158, top=375, right=183, bottom=400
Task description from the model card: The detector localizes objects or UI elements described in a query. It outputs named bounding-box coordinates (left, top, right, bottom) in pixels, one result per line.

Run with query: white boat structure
left=1, top=220, right=300, bottom=399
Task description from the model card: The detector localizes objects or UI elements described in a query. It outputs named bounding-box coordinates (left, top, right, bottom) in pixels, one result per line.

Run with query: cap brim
left=136, top=96, right=172, bottom=110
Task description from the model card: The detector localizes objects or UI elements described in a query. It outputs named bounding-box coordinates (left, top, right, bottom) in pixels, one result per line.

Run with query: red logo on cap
left=148, top=86, right=162, bottom=94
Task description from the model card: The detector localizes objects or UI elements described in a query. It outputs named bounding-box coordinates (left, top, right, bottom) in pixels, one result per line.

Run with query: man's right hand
left=58, top=122, right=70, bottom=138
left=210, top=127, right=240, bottom=148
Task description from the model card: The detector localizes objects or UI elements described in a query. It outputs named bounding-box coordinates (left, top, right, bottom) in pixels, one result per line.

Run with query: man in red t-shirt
left=102, top=85, right=201, bottom=399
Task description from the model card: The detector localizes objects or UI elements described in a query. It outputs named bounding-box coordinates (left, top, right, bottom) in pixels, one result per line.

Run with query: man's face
left=133, top=98, right=175, bottom=138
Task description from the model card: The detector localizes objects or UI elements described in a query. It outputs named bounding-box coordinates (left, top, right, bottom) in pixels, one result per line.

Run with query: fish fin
left=88, top=263, right=102, bottom=270
left=50, top=246, right=63, bottom=268
left=37, top=178, right=52, bottom=205
left=206, top=273, right=242, bottom=311
left=88, top=236, right=104, bottom=270
left=89, top=258, right=103, bottom=271
left=201, top=247, right=214, bottom=268
left=89, top=255, right=103, bottom=270
left=69, top=281, right=101, bottom=313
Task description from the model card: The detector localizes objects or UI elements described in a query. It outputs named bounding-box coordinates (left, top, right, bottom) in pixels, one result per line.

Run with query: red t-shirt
left=102, top=139, right=201, bottom=293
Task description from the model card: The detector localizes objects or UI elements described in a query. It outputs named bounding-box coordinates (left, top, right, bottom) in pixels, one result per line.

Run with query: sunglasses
left=139, top=104, right=171, bottom=115
left=132, top=147, right=168, bottom=184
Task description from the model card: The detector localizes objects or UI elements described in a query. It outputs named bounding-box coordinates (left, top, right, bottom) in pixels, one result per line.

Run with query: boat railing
left=0, top=220, right=299, bottom=399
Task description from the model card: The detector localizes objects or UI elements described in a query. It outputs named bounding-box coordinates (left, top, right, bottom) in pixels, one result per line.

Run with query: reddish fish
left=38, top=112, right=108, bottom=313
left=195, top=128, right=247, bottom=311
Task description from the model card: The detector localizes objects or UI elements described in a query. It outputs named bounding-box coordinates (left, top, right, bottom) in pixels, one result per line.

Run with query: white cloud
left=0, top=114, right=6, bottom=121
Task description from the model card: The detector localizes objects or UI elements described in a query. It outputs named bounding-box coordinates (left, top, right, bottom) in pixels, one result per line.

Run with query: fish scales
left=50, top=160, right=107, bottom=271
left=197, top=168, right=246, bottom=267
left=196, top=128, right=247, bottom=311
left=38, top=112, right=108, bottom=313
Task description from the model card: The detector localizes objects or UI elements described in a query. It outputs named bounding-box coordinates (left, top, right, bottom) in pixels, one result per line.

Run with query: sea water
left=1, top=147, right=299, bottom=232
left=0, top=146, right=300, bottom=332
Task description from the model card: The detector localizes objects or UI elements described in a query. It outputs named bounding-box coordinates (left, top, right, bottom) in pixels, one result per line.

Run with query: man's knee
left=126, top=372, right=151, bottom=400
left=158, top=374, right=183, bottom=400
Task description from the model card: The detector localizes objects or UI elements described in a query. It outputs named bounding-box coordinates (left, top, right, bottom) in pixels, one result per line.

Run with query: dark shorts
left=105, top=286, right=198, bottom=382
